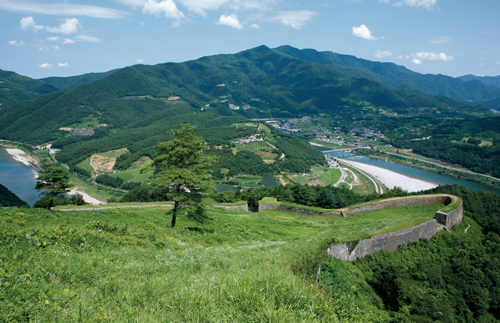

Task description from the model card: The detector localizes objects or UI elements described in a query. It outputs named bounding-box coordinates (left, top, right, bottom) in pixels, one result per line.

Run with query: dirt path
left=68, top=188, right=104, bottom=205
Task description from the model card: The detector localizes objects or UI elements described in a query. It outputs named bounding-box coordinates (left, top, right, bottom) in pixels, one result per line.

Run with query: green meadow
left=0, top=202, right=443, bottom=322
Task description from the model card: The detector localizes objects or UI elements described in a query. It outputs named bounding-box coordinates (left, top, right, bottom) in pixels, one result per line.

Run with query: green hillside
left=0, top=45, right=489, bottom=144
left=277, top=45, right=500, bottom=103
left=1, top=185, right=499, bottom=322
left=0, top=184, right=29, bottom=208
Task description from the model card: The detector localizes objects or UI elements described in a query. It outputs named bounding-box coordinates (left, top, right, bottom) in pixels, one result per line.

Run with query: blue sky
left=1, top=0, right=499, bottom=79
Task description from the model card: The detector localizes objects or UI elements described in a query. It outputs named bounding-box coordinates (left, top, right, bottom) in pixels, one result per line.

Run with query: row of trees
left=393, top=137, right=500, bottom=177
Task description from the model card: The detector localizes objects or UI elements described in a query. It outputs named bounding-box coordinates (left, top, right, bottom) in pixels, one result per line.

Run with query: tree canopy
left=34, top=166, right=73, bottom=208
left=150, top=124, right=216, bottom=227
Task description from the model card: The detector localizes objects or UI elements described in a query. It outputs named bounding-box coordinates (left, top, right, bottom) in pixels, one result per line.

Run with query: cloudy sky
left=1, top=0, right=499, bottom=79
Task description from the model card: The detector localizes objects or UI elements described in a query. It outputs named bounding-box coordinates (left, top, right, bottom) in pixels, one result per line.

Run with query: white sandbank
left=68, top=188, right=104, bottom=205
left=5, top=148, right=38, bottom=168
left=339, top=159, right=437, bottom=193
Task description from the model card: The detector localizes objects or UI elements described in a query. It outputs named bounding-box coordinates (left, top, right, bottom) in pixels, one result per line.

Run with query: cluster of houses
left=348, top=126, right=384, bottom=139
left=239, top=135, right=263, bottom=144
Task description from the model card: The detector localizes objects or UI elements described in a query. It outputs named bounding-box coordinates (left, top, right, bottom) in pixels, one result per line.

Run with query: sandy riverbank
left=5, top=148, right=39, bottom=168
left=339, top=159, right=437, bottom=193
left=68, top=188, right=104, bottom=205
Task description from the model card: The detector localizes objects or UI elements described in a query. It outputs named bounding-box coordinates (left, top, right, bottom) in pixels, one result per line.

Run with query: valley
left=1, top=45, right=500, bottom=322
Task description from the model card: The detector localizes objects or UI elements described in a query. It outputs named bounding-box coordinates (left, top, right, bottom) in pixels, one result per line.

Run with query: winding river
left=0, top=148, right=39, bottom=207
left=323, top=149, right=500, bottom=195
left=1, top=145, right=499, bottom=209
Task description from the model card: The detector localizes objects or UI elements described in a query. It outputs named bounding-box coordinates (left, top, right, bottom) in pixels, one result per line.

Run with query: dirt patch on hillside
left=90, top=154, right=116, bottom=172
left=303, top=178, right=324, bottom=186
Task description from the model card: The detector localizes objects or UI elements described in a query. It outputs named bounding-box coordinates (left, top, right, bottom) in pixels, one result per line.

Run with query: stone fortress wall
left=327, top=194, right=463, bottom=261
left=258, top=202, right=340, bottom=216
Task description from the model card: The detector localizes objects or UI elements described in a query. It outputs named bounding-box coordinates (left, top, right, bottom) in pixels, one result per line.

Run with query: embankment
left=328, top=194, right=462, bottom=261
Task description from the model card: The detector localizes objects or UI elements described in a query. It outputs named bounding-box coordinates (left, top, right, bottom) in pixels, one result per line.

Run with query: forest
left=393, top=137, right=500, bottom=177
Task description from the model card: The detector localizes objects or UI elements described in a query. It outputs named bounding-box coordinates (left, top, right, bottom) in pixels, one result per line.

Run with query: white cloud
left=396, top=55, right=404, bottom=60
left=63, top=38, right=75, bottom=44
left=394, top=0, right=437, bottom=10
left=274, top=10, right=316, bottom=29
left=75, top=35, right=103, bottom=42
left=142, top=0, right=185, bottom=25
left=379, top=0, right=390, bottom=3
left=374, top=50, right=392, bottom=58
left=46, top=36, right=59, bottom=41
left=20, top=16, right=44, bottom=32
left=352, top=24, right=380, bottom=40
left=428, top=36, right=451, bottom=44
left=497, top=61, right=500, bottom=65
left=179, top=0, right=229, bottom=17
left=46, top=18, right=81, bottom=34
left=411, top=52, right=453, bottom=64
left=115, top=0, right=148, bottom=9
left=39, top=63, right=52, bottom=68
left=140, top=21, right=146, bottom=26
left=8, top=40, right=25, bottom=46
left=478, top=62, right=485, bottom=66
left=216, top=14, right=243, bottom=29
left=58, top=62, right=69, bottom=67
left=0, top=1, right=128, bottom=19
left=250, top=23, right=260, bottom=29
left=135, top=58, right=144, bottom=63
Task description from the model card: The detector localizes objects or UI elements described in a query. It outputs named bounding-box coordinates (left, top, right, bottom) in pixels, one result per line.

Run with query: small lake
left=0, top=148, right=40, bottom=207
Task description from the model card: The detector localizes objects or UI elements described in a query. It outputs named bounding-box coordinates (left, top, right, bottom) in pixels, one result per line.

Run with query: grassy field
left=341, top=164, right=378, bottom=195
left=310, top=166, right=341, bottom=186
left=69, top=174, right=125, bottom=202
left=0, top=201, right=442, bottom=321
left=230, top=175, right=267, bottom=188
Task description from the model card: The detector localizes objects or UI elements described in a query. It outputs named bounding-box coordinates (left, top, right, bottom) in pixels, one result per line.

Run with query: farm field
left=0, top=201, right=443, bottom=321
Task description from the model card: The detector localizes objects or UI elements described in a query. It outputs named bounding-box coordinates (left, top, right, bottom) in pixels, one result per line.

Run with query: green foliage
left=34, top=167, right=73, bottom=209
left=95, top=174, right=123, bottom=188
left=393, top=137, right=500, bottom=177
left=150, top=124, right=216, bottom=227
left=259, top=175, right=278, bottom=187
left=275, top=134, right=327, bottom=173
left=210, top=149, right=275, bottom=177
left=277, top=45, right=500, bottom=103
left=0, top=184, right=29, bottom=208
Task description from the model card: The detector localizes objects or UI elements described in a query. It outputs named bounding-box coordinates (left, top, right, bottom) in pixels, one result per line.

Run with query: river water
left=0, top=148, right=39, bottom=207
left=319, top=148, right=500, bottom=195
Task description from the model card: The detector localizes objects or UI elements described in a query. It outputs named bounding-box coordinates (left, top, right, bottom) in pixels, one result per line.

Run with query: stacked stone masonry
left=328, top=194, right=462, bottom=261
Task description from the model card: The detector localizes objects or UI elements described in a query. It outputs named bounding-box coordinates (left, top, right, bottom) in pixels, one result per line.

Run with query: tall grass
left=0, top=204, right=439, bottom=321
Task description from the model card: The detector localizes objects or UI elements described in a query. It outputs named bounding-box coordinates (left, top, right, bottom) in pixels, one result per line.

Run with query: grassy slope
left=0, top=203, right=442, bottom=321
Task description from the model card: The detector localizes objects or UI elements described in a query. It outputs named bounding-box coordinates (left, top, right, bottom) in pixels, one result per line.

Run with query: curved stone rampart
left=211, top=204, right=249, bottom=211
left=258, top=202, right=340, bottom=216
left=345, top=195, right=454, bottom=215
left=327, top=194, right=462, bottom=261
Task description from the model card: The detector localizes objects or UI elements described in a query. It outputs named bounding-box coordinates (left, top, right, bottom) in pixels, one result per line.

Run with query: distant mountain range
left=275, top=46, right=500, bottom=103
left=1, top=45, right=495, bottom=144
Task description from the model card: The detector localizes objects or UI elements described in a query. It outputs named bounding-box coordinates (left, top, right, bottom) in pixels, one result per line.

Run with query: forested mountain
left=458, top=74, right=500, bottom=89
left=0, top=69, right=117, bottom=109
left=276, top=45, right=500, bottom=103
left=40, top=70, right=118, bottom=91
left=0, top=45, right=489, bottom=144
left=0, top=70, right=57, bottom=108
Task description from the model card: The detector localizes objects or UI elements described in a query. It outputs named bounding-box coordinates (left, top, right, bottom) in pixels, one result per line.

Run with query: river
left=320, top=148, right=500, bottom=195
left=0, top=148, right=39, bottom=207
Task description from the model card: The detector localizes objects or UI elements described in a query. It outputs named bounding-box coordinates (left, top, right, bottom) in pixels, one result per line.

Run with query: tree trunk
left=171, top=200, right=179, bottom=228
